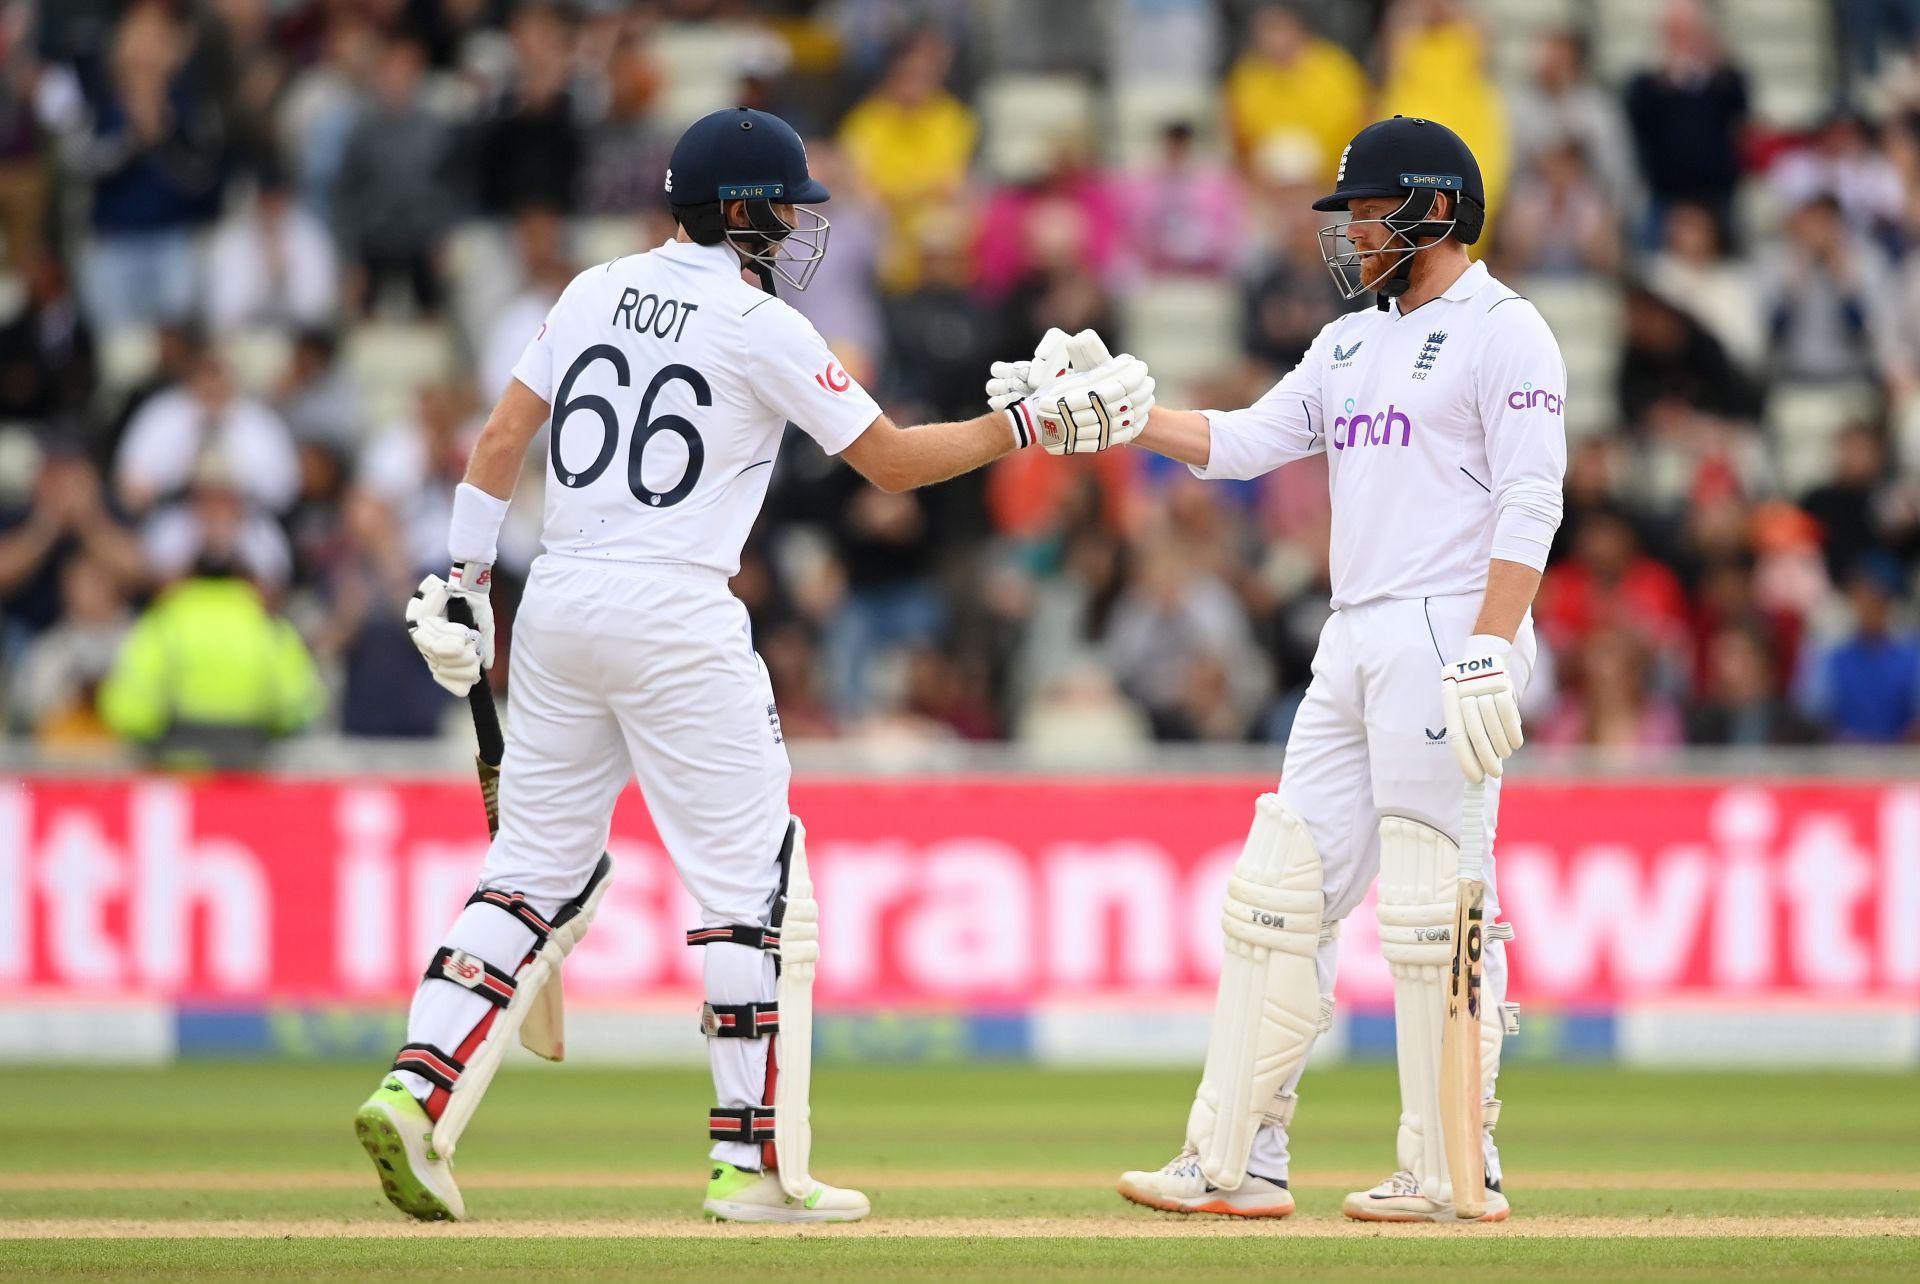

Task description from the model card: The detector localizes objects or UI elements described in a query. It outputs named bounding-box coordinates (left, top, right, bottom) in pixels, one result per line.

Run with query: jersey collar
left=656, top=237, right=745, bottom=273
left=1388, top=259, right=1491, bottom=316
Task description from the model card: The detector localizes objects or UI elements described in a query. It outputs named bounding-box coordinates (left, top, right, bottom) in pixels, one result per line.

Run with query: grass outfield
left=1, top=1062, right=1915, bottom=1281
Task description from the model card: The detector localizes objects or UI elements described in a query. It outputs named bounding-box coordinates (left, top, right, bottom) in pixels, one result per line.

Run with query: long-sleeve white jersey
left=510, top=238, right=883, bottom=576
left=1194, top=261, right=1567, bottom=610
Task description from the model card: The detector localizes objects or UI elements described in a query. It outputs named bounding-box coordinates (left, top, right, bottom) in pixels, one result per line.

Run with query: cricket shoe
left=1342, top=1169, right=1509, bottom=1223
left=703, top=1161, right=870, bottom=1223
left=1117, top=1145, right=1295, bottom=1218
left=354, top=1076, right=466, bottom=1221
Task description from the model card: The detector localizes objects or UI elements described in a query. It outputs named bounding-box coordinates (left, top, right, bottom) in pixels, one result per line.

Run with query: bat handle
left=445, top=595, right=505, bottom=767
left=1459, top=778, right=1485, bottom=883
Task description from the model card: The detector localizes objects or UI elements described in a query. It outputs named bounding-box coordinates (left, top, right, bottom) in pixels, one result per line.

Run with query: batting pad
left=1186, top=794, right=1324, bottom=1190
left=1377, top=815, right=1461, bottom=1204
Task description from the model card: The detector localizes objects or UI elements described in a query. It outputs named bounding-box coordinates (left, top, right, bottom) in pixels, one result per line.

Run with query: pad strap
left=392, top=1042, right=465, bottom=1093
left=468, top=887, right=556, bottom=950
left=702, top=1001, right=780, bottom=1039
left=426, top=947, right=517, bottom=1009
left=709, top=1106, right=776, bottom=1144
left=686, top=924, right=781, bottom=951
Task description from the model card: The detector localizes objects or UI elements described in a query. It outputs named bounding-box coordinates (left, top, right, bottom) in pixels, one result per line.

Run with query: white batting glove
left=1440, top=636, right=1524, bottom=784
left=987, top=328, right=1072, bottom=414
left=1015, top=351, right=1156, bottom=456
left=407, top=565, right=495, bottom=696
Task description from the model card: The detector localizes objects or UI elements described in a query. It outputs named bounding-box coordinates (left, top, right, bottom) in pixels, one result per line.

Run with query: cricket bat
left=444, top=597, right=565, bottom=1062
left=1439, top=777, right=1488, bottom=1219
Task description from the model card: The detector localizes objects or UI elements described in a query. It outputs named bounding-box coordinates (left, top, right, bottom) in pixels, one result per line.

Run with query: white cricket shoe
left=354, top=1076, right=466, bottom=1221
left=703, top=1161, right=871, bottom=1223
left=1117, top=1145, right=1295, bottom=1218
left=1342, top=1169, right=1510, bottom=1222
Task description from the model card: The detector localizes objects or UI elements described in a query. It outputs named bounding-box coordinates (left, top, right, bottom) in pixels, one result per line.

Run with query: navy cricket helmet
left=667, top=107, right=831, bottom=291
left=1313, top=116, right=1486, bottom=301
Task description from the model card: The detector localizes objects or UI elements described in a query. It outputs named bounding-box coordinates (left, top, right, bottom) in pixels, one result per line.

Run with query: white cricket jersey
left=510, top=239, right=882, bottom=576
left=1195, top=261, right=1567, bottom=610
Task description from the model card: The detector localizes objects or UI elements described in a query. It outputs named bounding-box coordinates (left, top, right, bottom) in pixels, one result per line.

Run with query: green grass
left=1, top=1063, right=1915, bottom=1281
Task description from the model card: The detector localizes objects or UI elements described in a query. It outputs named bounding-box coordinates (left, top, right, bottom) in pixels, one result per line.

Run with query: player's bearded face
left=1344, top=198, right=1409, bottom=290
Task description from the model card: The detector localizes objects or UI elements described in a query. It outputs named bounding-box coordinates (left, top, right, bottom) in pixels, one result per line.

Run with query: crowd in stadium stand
left=1, top=0, right=1919, bottom=764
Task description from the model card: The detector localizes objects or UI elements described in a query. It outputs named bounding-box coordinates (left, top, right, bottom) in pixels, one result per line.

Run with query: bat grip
left=445, top=595, right=505, bottom=767
left=1459, top=778, right=1486, bottom=882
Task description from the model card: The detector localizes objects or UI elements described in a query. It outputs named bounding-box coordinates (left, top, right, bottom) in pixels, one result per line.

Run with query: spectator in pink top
left=1123, top=121, right=1243, bottom=277
left=973, top=139, right=1125, bottom=299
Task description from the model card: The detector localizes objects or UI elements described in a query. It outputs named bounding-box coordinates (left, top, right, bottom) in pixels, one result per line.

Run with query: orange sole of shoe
left=1119, top=1186, right=1294, bottom=1219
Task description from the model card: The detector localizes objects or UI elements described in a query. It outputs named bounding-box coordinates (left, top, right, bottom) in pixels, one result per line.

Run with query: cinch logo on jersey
left=1332, top=397, right=1412, bottom=450
left=1507, top=382, right=1565, bottom=415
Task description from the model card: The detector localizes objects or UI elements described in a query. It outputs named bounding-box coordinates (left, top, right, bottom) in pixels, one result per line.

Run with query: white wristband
left=448, top=482, right=510, bottom=566
left=1006, top=401, right=1038, bottom=450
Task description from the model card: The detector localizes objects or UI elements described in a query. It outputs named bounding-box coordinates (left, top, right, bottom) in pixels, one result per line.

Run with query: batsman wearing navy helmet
left=357, top=107, right=1156, bottom=1223
left=996, top=116, right=1567, bottom=1222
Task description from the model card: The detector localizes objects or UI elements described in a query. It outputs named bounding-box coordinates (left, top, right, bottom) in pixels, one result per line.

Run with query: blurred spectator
left=883, top=215, right=998, bottom=422
left=477, top=4, right=582, bottom=218
left=1644, top=201, right=1765, bottom=372
left=0, top=16, right=48, bottom=274
left=141, top=450, right=293, bottom=591
left=98, top=543, right=321, bottom=768
left=276, top=11, right=379, bottom=217
left=1762, top=194, right=1896, bottom=385
left=359, top=383, right=478, bottom=575
left=1494, top=140, right=1619, bottom=277
left=1625, top=0, right=1749, bottom=247
left=1010, top=525, right=1129, bottom=714
left=1840, top=0, right=1920, bottom=95
left=1224, top=5, right=1366, bottom=185
left=1617, top=284, right=1763, bottom=427
left=333, top=35, right=456, bottom=316
left=1686, top=623, right=1822, bottom=746
left=0, top=446, right=144, bottom=640
left=992, top=198, right=1121, bottom=374
left=1537, top=506, right=1692, bottom=670
left=785, top=144, right=888, bottom=380
left=1107, top=0, right=1221, bottom=88
left=901, top=645, right=998, bottom=739
left=974, top=138, right=1124, bottom=299
left=1378, top=0, right=1511, bottom=226
left=113, top=346, right=300, bottom=515
left=1540, top=628, right=1685, bottom=750
left=1240, top=141, right=1350, bottom=370
left=1770, top=110, right=1904, bottom=244
left=821, top=476, right=945, bottom=719
left=479, top=208, right=577, bottom=403
left=0, top=254, right=97, bottom=430
left=71, top=2, right=226, bottom=330
left=204, top=166, right=339, bottom=335
left=1015, top=664, right=1153, bottom=761
left=271, top=329, right=362, bottom=450
left=1507, top=29, right=1638, bottom=213
left=1796, top=555, right=1920, bottom=742
left=201, top=0, right=291, bottom=179
left=838, top=32, right=976, bottom=293
left=1123, top=121, right=1243, bottom=278
left=1102, top=541, right=1271, bottom=740
left=576, top=31, right=668, bottom=217
left=7, top=552, right=131, bottom=748
left=1801, top=423, right=1920, bottom=582
left=759, top=619, right=837, bottom=741
left=312, top=490, right=450, bottom=737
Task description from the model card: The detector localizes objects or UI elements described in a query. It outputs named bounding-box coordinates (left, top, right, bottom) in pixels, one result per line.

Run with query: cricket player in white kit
left=999, top=117, right=1566, bottom=1222
left=352, top=107, right=1156, bottom=1223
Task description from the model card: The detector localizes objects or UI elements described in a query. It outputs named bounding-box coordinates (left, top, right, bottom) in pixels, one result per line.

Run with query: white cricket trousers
left=401, top=555, right=793, bottom=1170
left=1250, top=592, right=1538, bottom=1182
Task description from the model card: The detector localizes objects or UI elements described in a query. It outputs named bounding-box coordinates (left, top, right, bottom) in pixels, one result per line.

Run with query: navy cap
left=665, top=107, right=830, bottom=208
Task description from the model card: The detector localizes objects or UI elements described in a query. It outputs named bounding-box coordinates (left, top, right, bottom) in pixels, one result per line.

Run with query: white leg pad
left=773, top=818, right=818, bottom=1201
left=426, top=854, right=614, bottom=1160
left=1186, top=794, right=1324, bottom=1190
left=1378, top=815, right=1463, bottom=1205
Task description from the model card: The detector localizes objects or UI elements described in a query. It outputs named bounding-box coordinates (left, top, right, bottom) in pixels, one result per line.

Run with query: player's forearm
left=1472, top=559, right=1543, bottom=643
left=462, top=380, right=553, bottom=500
left=842, top=411, right=1016, bottom=493
left=1130, top=407, right=1212, bottom=468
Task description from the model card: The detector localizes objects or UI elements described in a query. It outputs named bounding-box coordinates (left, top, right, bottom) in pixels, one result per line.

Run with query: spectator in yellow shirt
left=1225, top=6, right=1368, bottom=186
left=838, top=33, right=977, bottom=292
left=1379, top=0, right=1512, bottom=233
